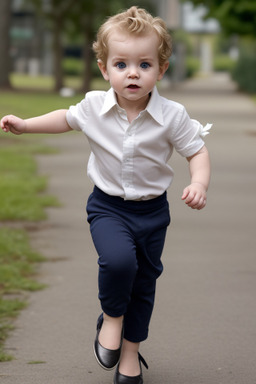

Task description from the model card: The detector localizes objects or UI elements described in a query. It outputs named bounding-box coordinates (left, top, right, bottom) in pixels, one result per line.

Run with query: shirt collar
left=99, top=88, right=118, bottom=116
left=100, top=86, right=164, bottom=126
left=145, top=86, right=164, bottom=126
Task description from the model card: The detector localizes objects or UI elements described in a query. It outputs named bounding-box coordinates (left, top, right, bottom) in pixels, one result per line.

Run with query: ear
left=97, top=60, right=110, bottom=81
left=157, top=61, right=169, bottom=81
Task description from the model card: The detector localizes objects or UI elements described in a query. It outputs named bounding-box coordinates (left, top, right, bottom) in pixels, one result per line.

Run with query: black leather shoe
left=94, top=313, right=123, bottom=370
left=113, top=353, right=148, bottom=384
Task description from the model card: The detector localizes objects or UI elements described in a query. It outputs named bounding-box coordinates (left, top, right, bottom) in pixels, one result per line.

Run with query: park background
left=0, top=0, right=256, bottom=378
left=1, top=0, right=256, bottom=94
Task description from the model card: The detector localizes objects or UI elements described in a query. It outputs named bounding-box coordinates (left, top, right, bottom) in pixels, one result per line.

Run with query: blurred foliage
left=0, top=0, right=11, bottom=88
left=62, top=57, right=100, bottom=78
left=186, top=0, right=256, bottom=37
left=62, top=58, right=84, bottom=77
left=173, top=29, right=194, bottom=56
left=232, top=52, right=256, bottom=93
left=185, top=56, right=200, bottom=77
left=213, top=55, right=236, bottom=72
left=24, top=0, right=156, bottom=91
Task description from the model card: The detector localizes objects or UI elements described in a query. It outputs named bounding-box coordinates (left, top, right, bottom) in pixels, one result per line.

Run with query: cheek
left=145, top=71, right=159, bottom=86
left=108, top=71, right=122, bottom=87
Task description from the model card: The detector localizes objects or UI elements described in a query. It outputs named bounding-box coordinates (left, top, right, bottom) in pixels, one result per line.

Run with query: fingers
left=181, top=187, right=189, bottom=201
left=1, top=115, right=11, bottom=132
left=189, top=195, right=206, bottom=210
left=1, top=115, right=24, bottom=135
left=181, top=186, right=207, bottom=210
left=1, top=115, right=17, bottom=132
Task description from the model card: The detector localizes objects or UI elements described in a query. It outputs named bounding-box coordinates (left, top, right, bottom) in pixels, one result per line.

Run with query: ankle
left=119, top=353, right=140, bottom=376
left=103, top=313, right=123, bottom=326
left=118, top=340, right=140, bottom=376
left=99, top=314, right=123, bottom=350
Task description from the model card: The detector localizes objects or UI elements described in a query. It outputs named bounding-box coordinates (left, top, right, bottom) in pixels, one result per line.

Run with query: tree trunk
left=0, top=0, right=11, bottom=88
left=81, top=40, right=93, bottom=93
left=52, top=19, right=64, bottom=92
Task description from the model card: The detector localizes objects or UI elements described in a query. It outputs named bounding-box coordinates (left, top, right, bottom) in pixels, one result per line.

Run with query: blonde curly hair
left=93, top=6, right=172, bottom=69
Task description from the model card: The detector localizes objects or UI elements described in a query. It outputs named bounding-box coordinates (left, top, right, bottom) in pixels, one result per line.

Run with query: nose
left=128, top=66, right=139, bottom=79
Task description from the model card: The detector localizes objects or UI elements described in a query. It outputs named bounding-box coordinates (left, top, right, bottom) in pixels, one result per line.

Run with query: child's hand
left=1, top=115, right=26, bottom=135
left=181, top=182, right=207, bottom=210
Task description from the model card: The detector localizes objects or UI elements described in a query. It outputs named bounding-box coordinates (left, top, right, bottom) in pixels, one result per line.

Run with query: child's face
left=98, top=31, right=168, bottom=110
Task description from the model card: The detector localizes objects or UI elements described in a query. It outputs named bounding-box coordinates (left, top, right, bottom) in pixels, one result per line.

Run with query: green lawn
left=0, top=81, right=88, bottom=361
left=10, top=73, right=108, bottom=94
left=0, top=90, right=84, bottom=118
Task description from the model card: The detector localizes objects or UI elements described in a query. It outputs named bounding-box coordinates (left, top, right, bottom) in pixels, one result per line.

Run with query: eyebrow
left=111, top=55, right=155, bottom=62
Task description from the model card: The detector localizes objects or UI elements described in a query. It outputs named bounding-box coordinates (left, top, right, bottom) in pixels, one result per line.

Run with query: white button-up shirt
left=66, top=86, right=205, bottom=200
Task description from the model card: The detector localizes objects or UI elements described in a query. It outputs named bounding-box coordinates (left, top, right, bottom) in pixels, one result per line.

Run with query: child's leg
left=119, top=339, right=140, bottom=376
left=89, top=213, right=138, bottom=318
left=99, top=313, right=123, bottom=350
left=118, top=206, right=170, bottom=376
left=87, top=187, right=170, bottom=374
left=87, top=190, right=139, bottom=351
left=123, top=223, right=169, bottom=343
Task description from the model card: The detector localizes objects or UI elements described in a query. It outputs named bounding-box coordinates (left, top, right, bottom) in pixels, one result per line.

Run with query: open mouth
left=127, top=84, right=140, bottom=89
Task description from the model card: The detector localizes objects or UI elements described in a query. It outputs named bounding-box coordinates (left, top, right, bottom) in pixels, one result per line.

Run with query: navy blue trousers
left=86, top=186, right=170, bottom=342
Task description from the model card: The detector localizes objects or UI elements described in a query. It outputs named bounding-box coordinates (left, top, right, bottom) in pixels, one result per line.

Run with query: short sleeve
left=171, top=107, right=206, bottom=158
left=66, top=96, right=88, bottom=131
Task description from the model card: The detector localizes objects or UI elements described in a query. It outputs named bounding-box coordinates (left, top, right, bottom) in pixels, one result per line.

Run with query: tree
left=27, top=0, right=76, bottom=91
left=187, top=0, right=256, bottom=36
left=69, top=0, right=115, bottom=92
left=0, top=0, right=11, bottom=88
left=26, top=0, right=155, bottom=92
left=26, top=0, right=128, bottom=92
left=68, top=0, right=156, bottom=92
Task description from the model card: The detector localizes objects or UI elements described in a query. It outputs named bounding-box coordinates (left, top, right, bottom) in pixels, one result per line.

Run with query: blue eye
left=140, top=62, right=150, bottom=69
left=116, top=62, right=126, bottom=69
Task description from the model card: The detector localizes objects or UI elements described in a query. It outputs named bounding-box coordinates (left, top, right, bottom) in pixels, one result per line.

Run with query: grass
left=0, top=227, right=46, bottom=361
left=0, top=79, right=89, bottom=361
left=0, top=301, right=26, bottom=361
left=0, top=135, right=51, bottom=360
left=0, top=142, right=59, bottom=221
left=10, top=73, right=109, bottom=93
left=0, top=73, right=109, bottom=361
left=0, top=91, right=84, bottom=118
left=0, top=228, right=45, bottom=294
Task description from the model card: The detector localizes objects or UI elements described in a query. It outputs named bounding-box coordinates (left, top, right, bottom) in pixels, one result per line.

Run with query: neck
left=116, top=93, right=151, bottom=123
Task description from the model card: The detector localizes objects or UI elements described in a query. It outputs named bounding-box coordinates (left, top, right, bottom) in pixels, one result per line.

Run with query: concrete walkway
left=1, top=73, right=256, bottom=384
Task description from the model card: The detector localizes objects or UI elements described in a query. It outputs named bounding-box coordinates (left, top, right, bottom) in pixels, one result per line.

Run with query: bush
left=232, top=53, right=256, bottom=93
left=186, top=56, right=200, bottom=78
left=62, top=58, right=101, bottom=78
left=62, top=58, right=83, bottom=77
left=214, top=55, right=236, bottom=72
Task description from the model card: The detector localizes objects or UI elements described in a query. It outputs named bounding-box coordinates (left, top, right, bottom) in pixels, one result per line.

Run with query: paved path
left=1, top=73, right=256, bottom=384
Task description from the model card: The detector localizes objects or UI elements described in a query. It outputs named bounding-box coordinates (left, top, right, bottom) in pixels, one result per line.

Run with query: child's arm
left=1, top=110, right=71, bottom=135
left=182, top=145, right=210, bottom=210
